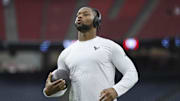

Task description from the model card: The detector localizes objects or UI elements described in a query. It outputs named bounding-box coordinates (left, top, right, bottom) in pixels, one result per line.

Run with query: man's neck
left=78, top=28, right=96, bottom=41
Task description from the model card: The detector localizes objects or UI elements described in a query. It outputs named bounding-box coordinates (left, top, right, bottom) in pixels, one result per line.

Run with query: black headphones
left=92, top=8, right=102, bottom=28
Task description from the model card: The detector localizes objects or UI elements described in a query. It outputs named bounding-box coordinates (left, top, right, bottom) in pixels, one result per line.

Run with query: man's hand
left=99, top=88, right=118, bottom=101
left=44, top=72, right=66, bottom=96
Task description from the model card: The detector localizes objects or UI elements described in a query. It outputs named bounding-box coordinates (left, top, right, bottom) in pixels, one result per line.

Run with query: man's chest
left=64, top=44, right=111, bottom=69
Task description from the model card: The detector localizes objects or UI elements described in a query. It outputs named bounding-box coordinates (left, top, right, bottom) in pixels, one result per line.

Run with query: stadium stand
left=138, top=0, right=180, bottom=39
left=15, top=0, right=43, bottom=41
left=45, top=0, right=76, bottom=41
left=1, top=0, right=180, bottom=42
left=0, top=1, right=5, bottom=41
left=88, top=0, right=146, bottom=40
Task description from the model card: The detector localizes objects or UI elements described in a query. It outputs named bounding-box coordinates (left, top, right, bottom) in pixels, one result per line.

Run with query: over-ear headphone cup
left=93, top=16, right=99, bottom=27
left=92, top=8, right=101, bottom=28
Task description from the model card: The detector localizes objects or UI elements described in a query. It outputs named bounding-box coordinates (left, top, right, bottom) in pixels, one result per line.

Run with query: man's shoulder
left=61, top=41, right=78, bottom=56
left=97, top=36, right=124, bottom=51
left=97, top=36, right=118, bottom=46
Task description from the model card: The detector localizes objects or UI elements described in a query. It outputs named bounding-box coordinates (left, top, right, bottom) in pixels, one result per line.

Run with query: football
left=51, top=69, right=71, bottom=87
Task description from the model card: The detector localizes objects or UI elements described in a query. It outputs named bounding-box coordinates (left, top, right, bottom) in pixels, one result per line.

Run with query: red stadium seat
left=0, top=1, right=6, bottom=41
left=15, top=0, right=43, bottom=42
left=138, top=0, right=180, bottom=39
left=45, top=0, right=76, bottom=41
left=89, top=0, right=146, bottom=40
left=13, top=0, right=180, bottom=41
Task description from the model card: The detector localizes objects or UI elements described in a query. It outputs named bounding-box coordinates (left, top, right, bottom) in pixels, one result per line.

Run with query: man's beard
left=75, top=23, right=91, bottom=33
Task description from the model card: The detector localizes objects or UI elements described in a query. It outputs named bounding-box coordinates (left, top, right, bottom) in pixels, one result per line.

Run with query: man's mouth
left=77, top=22, right=81, bottom=24
left=77, top=20, right=81, bottom=24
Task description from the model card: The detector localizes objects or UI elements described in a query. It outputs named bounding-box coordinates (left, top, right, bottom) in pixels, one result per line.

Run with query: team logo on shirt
left=94, top=46, right=100, bottom=50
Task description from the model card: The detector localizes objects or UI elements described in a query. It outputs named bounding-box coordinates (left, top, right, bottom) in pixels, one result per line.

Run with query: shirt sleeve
left=43, top=51, right=69, bottom=97
left=111, top=42, right=138, bottom=97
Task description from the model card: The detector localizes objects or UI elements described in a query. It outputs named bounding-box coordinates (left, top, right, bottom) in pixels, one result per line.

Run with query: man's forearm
left=113, top=68, right=138, bottom=97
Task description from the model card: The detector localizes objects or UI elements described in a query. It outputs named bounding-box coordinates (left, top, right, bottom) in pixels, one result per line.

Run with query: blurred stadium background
left=0, top=0, right=180, bottom=101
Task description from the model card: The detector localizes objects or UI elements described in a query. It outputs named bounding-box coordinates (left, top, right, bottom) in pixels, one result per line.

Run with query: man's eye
left=84, top=14, right=89, bottom=16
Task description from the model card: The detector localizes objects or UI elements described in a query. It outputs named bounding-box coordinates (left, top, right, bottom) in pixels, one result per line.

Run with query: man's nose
left=78, top=15, right=82, bottom=19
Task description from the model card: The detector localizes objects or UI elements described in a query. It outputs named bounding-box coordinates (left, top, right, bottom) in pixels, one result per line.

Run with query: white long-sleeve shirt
left=43, top=36, right=138, bottom=101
